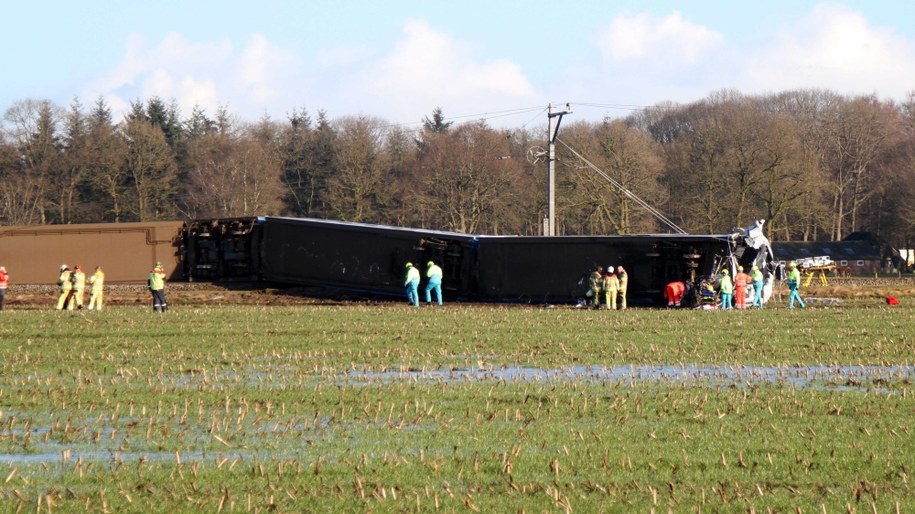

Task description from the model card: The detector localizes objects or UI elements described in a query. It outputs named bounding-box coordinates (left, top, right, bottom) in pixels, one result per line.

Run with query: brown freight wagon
left=0, top=222, right=185, bottom=284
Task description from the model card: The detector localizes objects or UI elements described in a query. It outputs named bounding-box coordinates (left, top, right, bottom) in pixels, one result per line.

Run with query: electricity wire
left=555, top=137, right=687, bottom=235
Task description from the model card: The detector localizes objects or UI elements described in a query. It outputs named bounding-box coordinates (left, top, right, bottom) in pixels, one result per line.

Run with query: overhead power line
left=555, top=137, right=687, bottom=235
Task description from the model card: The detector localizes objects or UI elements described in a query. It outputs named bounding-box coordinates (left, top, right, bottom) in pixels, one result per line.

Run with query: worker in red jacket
left=664, top=280, right=686, bottom=307
left=0, top=266, right=8, bottom=310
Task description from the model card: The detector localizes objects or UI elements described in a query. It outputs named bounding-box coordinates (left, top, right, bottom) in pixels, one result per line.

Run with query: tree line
left=1, top=89, right=913, bottom=247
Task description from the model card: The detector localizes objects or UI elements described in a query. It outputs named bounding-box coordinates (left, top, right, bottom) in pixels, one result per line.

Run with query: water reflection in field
left=346, top=363, right=914, bottom=390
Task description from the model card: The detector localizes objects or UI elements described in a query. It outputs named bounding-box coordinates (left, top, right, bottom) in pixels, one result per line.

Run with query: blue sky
left=3, top=0, right=913, bottom=127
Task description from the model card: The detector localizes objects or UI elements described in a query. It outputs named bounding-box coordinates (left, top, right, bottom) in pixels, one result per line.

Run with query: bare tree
left=414, top=121, right=524, bottom=234
left=558, top=119, right=665, bottom=235
left=2, top=99, right=66, bottom=224
left=817, top=96, right=896, bottom=239
left=0, top=137, right=44, bottom=226
left=184, top=119, right=284, bottom=218
left=85, top=98, right=129, bottom=222
left=321, top=115, right=392, bottom=223
left=121, top=118, right=178, bottom=221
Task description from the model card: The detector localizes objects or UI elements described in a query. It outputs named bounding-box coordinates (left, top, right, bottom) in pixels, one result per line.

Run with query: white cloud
left=358, top=19, right=539, bottom=121
left=595, top=12, right=722, bottom=65
left=318, top=45, right=375, bottom=68
left=237, top=34, right=296, bottom=103
left=87, top=32, right=297, bottom=121
left=86, top=20, right=538, bottom=125
left=742, top=4, right=915, bottom=98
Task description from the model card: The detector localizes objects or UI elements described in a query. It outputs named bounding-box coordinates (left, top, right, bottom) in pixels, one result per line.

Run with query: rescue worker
left=56, top=265, right=74, bottom=310
left=0, top=266, right=8, bottom=310
left=71, top=264, right=87, bottom=310
left=425, top=260, right=444, bottom=306
left=664, top=280, right=686, bottom=307
left=588, top=266, right=603, bottom=308
left=616, top=265, right=628, bottom=310
left=603, top=266, right=620, bottom=310
left=88, top=266, right=105, bottom=310
left=750, top=265, right=764, bottom=309
left=734, top=265, right=751, bottom=309
left=148, top=262, right=168, bottom=312
left=786, top=261, right=805, bottom=309
left=719, top=268, right=734, bottom=310
left=404, top=262, right=420, bottom=307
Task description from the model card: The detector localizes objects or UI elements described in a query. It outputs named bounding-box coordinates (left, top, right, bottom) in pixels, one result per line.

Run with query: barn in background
left=772, top=232, right=901, bottom=276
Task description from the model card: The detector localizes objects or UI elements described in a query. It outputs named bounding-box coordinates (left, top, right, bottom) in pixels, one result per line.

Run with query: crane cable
left=555, top=138, right=687, bottom=235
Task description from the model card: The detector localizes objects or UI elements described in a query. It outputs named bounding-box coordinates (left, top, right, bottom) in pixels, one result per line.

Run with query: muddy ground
left=3, top=282, right=347, bottom=309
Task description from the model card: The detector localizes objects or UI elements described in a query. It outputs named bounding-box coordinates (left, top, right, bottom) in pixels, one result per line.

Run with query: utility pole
left=546, top=103, right=571, bottom=236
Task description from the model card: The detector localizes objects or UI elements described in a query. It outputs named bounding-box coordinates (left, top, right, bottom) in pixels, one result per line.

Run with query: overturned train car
left=1, top=216, right=773, bottom=306
left=186, top=217, right=774, bottom=306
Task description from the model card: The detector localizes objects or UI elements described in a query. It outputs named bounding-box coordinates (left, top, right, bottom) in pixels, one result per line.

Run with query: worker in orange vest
left=734, top=265, right=751, bottom=309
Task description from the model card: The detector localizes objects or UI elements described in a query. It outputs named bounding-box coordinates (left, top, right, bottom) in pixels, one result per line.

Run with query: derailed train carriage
left=1, top=215, right=773, bottom=306
left=184, top=217, right=775, bottom=306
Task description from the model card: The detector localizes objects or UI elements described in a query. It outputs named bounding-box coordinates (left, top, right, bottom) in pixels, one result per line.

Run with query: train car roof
left=266, top=217, right=734, bottom=244
left=265, top=216, right=477, bottom=240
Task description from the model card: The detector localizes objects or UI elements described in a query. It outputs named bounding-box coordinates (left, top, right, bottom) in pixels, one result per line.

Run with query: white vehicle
left=796, top=256, right=835, bottom=270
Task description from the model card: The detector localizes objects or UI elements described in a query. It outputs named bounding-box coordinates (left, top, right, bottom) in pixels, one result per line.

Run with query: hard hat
left=737, top=265, right=743, bottom=271
left=607, top=266, right=614, bottom=273
left=427, top=261, right=434, bottom=267
left=752, top=265, right=760, bottom=270
left=155, top=262, right=163, bottom=267
left=721, top=269, right=729, bottom=275
left=788, top=261, right=796, bottom=268
left=405, top=262, right=413, bottom=268
left=60, top=264, right=68, bottom=271
left=0, top=266, right=5, bottom=272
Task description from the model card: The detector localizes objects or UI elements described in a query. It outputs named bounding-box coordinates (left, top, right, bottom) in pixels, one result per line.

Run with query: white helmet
left=60, top=264, right=68, bottom=271
left=607, top=266, right=615, bottom=274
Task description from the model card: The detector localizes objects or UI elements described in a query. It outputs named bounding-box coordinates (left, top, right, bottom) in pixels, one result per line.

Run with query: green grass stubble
left=0, top=303, right=912, bottom=512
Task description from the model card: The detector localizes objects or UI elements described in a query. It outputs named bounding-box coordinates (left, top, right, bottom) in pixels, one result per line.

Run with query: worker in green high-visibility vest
left=148, top=262, right=168, bottom=312
left=786, top=261, right=805, bottom=309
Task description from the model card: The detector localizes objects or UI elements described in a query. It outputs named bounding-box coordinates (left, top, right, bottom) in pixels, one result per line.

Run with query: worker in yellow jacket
left=88, top=266, right=105, bottom=310
left=616, top=265, right=628, bottom=310
left=603, top=266, right=620, bottom=310
left=56, top=265, right=73, bottom=310
left=70, top=264, right=86, bottom=310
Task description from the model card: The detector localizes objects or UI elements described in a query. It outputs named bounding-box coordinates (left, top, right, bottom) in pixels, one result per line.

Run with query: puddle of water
left=345, top=364, right=914, bottom=390
left=0, top=449, right=297, bottom=465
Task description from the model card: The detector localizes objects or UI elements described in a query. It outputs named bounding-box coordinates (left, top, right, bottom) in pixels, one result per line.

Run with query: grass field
left=0, top=300, right=912, bottom=512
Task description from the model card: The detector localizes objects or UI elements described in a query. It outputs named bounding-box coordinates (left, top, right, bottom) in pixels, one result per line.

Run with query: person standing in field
left=588, top=266, right=603, bottom=309
left=750, top=265, right=764, bottom=309
left=425, top=260, right=444, bottom=306
left=88, top=266, right=105, bottom=310
left=0, top=266, right=8, bottom=310
left=148, top=262, right=168, bottom=312
left=404, top=262, right=420, bottom=307
left=786, top=261, right=805, bottom=309
left=719, top=268, right=734, bottom=310
left=70, top=264, right=86, bottom=310
left=56, top=264, right=74, bottom=310
left=734, top=265, right=751, bottom=309
left=616, top=265, right=628, bottom=310
left=603, top=266, right=620, bottom=310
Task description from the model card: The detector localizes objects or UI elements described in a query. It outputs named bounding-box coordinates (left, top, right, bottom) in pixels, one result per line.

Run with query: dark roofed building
left=772, top=232, right=898, bottom=275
